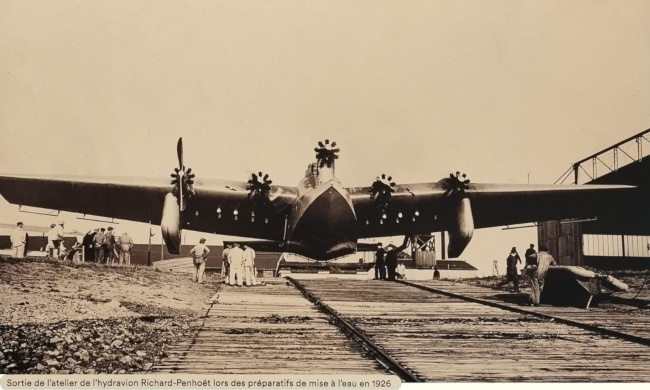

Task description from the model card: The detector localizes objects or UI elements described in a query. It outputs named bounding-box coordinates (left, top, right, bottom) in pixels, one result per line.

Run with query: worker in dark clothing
left=525, top=244, right=537, bottom=267
left=385, top=238, right=409, bottom=281
left=374, top=243, right=386, bottom=280
left=433, top=266, right=441, bottom=279
left=82, top=229, right=97, bottom=262
left=496, top=247, right=522, bottom=292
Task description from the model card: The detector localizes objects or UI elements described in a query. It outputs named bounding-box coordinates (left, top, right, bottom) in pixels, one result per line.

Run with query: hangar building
left=538, top=128, right=650, bottom=270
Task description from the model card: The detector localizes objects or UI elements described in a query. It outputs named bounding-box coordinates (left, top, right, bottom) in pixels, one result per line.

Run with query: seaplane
left=0, top=138, right=637, bottom=261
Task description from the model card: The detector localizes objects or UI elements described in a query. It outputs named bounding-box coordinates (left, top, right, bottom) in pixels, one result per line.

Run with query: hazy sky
left=1, top=1, right=648, bottom=275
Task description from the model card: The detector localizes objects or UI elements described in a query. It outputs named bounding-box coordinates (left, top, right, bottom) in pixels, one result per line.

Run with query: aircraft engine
left=161, top=138, right=195, bottom=255
left=314, top=139, right=340, bottom=168
left=161, top=192, right=181, bottom=254
left=447, top=197, right=474, bottom=258
left=370, top=174, right=396, bottom=210
left=441, top=172, right=473, bottom=257
left=247, top=172, right=273, bottom=207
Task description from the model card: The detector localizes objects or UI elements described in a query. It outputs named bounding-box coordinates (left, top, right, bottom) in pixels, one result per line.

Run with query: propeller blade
left=177, top=138, right=184, bottom=171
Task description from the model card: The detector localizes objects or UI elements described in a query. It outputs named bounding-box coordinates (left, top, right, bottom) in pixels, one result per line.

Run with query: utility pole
left=441, top=231, right=446, bottom=260
left=147, top=221, right=155, bottom=266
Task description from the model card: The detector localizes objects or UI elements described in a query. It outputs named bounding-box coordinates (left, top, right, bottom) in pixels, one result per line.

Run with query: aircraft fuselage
left=283, top=164, right=358, bottom=260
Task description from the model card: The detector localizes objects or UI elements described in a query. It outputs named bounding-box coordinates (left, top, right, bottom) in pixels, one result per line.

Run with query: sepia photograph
left=0, top=0, right=649, bottom=385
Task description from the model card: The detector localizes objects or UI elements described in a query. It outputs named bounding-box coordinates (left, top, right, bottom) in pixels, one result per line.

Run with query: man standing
left=221, top=244, right=232, bottom=284
left=45, top=223, right=57, bottom=257
left=242, top=244, right=257, bottom=286
left=47, top=222, right=64, bottom=259
left=190, top=238, right=210, bottom=284
left=83, top=229, right=98, bottom=262
left=118, top=232, right=134, bottom=265
left=227, top=242, right=244, bottom=287
left=105, top=227, right=116, bottom=265
left=10, top=222, right=27, bottom=258
left=525, top=244, right=537, bottom=267
left=529, top=245, right=557, bottom=306
left=374, top=243, right=386, bottom=280
left=93, top=228, right=107, bottom=264
left=496, top=247, right=522, bottom=292
left=385, top=239, right=409, bottom=281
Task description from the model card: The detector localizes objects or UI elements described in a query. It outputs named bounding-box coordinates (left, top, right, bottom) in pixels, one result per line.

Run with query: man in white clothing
left=242, top=244, right=257, bottom=286
left=227, top=243, right=244, bottom=286
left=10, top=222, right=27, bottom=258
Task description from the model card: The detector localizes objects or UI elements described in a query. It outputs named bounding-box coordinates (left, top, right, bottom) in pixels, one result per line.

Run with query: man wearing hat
left=48, top=221, right=65, bottom=259
left=525, top=244, right=537, bottom=267
left=105, top=227, right=116, bottom=265
left=93, top=228, right=107, bottom=264
left=10, top=222, right=27, bottom=258
left=496, top=247, right=522, bottom=292
left=190, top=238, right=210, bottom=284
left=385, top=238, right=409, bottom=281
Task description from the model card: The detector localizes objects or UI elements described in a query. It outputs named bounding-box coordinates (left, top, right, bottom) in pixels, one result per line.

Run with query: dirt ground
left=0, top=256, right=221, bottom=374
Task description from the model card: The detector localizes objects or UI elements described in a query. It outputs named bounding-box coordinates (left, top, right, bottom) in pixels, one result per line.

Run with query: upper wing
left=0, top=174, right=297, bottom=240
left=347, top=181, right=637, bottom=238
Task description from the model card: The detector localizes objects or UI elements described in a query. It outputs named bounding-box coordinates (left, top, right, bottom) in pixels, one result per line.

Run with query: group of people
left=374, top=241, right=409, bottom=281
left=220, top=242, right=257, bottom=287
left=186, top=240, right=259, bottom=286
left=81, top=226, right=134, bottom=266
left=496, top=244, right=557, bottom=306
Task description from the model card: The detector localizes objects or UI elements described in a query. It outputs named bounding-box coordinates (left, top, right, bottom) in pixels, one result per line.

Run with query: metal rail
left=286, top=277, right=422, bottom=382
left=398, top=280, right=650, bottom=348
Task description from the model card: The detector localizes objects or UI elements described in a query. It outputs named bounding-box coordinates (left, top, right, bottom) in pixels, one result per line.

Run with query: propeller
left=314, top=139, right=340, bottom=168
left=169, top=138, right=195, bottom=211
left=441, top=171, right=470, bottom=198
left=370, top=173, right=396, bottom=210
left=246, top=171, right=273, bottom=207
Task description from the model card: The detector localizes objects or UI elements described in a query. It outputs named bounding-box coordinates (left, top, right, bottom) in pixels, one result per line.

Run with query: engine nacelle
left=447, top=197, right=474, bottom=258
left=161, top=192, right=181, bottom=255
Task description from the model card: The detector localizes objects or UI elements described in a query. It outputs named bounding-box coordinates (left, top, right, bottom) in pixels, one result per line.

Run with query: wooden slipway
left=156, top=278, right=650, bottom=381
left=299, top=279, right=650, bottom=382
left=154, top=278, right=387, bottom=374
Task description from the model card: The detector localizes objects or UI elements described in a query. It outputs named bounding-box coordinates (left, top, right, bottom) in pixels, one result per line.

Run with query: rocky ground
left=0, top=256, right=220, bottom=374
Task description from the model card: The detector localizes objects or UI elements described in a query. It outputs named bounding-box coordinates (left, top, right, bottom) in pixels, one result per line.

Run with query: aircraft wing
left=0, top=174, right=297, bottom=240
left=347, top=181, right=637, bottom=239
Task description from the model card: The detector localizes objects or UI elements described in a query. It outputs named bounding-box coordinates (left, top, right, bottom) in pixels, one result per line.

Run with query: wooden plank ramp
left=153, top=278, right=388, bottom=374
left=297, top=279, right=650, bottom=382
left=412, top=280, right=650, bottom=341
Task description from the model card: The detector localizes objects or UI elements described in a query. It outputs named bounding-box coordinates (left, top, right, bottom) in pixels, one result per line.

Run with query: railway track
left=157, top=277, right=650, bottom=382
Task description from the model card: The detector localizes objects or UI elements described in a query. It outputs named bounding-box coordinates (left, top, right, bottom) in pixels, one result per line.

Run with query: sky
left=0, top=0, right=648, bottom=276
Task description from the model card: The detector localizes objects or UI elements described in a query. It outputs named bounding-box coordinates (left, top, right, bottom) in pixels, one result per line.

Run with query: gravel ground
left=0, top=256, right=220, bottom=374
